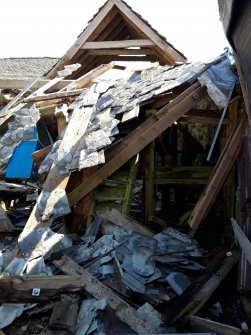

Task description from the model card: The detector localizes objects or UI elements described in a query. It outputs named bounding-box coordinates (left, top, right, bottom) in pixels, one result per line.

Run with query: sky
left=1, top=0, right=229, bottom=62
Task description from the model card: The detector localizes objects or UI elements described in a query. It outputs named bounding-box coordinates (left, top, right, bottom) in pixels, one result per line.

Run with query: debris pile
left=0, top=45, right=250, bottom=335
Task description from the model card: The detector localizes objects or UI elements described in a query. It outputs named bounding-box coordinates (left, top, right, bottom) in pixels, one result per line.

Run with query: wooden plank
left=53, top=254, right=162, bottom=334
left=81, top=39, right=155, bottom=49
left=179, top=115, right=226, bottom=125
left=0, top=204, right=15, bottom=233
left=0, top=79, right=73, bottom=91
left=0, top=78, right=39, bottom=116
left=98, top=208, right=154, bottom=237
left=0, top=275, right=83, bottom=303
left=94, top=55, right=155, bottom=62
left=62, top=62, right=115, bottom=91
left=49, top=296, right=78, bottom=334
left=68, top=83, right=205, bottom=206
left=88, top=48, right=154, bottom=56
left=46, top=1, right=115, bottom=79
left=155, top=179, right=208, bottom=185
left=32, top=145, right=53, bottom=167
left=122, top=154, right=139, bottom=214
left=232, top=218, right=251, bottom=264
left=190, top=315, right=241, bottom=335
left=70, top=167, right=97, bottom=234
left=55, top=111, right=67, bottom=139
left=222, top=98, right=239, bottom=242
left=21, top=89, right=83, bottom=103
left=111, top=0, right=186, bottom=63
left=144, top=110, right=155, bottom=224
left=154, top=166, right=213, bottom=180
left=177, top=251, right=239, bottom=322
left=188, top=112, right=247, bottom=236
left=144, top=138, right=155, bottom=224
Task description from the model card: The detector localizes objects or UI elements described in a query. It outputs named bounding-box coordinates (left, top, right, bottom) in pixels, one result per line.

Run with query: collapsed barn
left=0, top=0, right=250, bottom=334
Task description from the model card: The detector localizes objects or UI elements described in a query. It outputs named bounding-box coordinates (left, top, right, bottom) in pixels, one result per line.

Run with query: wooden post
left=222, top=97, right=239, bottom=244
left=188, top=112, right=246, bottom=236
left=122, top=154, right=139, bottom=214
left=144, top=110, right=155, bottom=225
left=68, top=83, right=205, bottom=206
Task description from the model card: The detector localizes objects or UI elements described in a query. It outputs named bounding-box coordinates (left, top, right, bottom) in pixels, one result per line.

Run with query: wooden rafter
left=67, top=83, right=204, bottom=206
left=81, top=39, right=155, bottom=49
left=46, top=0, right=186, bottom=79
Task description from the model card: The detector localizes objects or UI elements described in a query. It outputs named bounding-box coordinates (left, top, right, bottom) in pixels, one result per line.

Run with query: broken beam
left=0, top=79, right=74, bottom=91
left=21, top=89, right=83, bottom=103
left=68, top=82, right=205, bottom=205
left=0, top=275, right=83, bottom=303
left=53, top=254, right=161, bottom=334
left=164, top=251, right=239, bottom=325
left=188, top=112, right=246, bottom=236
left=32, top=144, right=53, bottom=167
left=232, top=218, right=251, bottom=264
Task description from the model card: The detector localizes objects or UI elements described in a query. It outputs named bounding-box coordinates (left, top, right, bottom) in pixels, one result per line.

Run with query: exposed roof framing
left=46, top=0, right=186, bottom=79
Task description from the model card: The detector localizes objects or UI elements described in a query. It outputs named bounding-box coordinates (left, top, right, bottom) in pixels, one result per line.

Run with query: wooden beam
left=88, top=48, right=154, bottom=55
left=69, top=167, right=97, bottom=234
left=0, top=275, right=83, bottom=303
left=0, top=78, right=39, bottom=117
left=188, top=112, right=247, bottom=236
left=48, top=296, right=78, bottom=334
left=111, top=0, right=186, bottom=63
left=122, top=154, right=139, bottom=214
left=21, top=89, right=83, bottom=103
left=176, top=251, right=239, bottom=322
left=81, top=39, right=155, bottom=49
left=163, top=250, right=239, bottom=325
left=46, top=1, right=115, bottom=78
left=155, top=166, right=213, bottom=180
left=95, top=55, right=155, bottom=62
left=68, top=83, right=205, bottom=206
left=144, top=110, right=155, bottom=224
left=32, top=145, right=53, bottom=167
left=62, top=62, right=115, bottom=91
left=0, top=79, right=73, bottom=91
left=0, top=204, right=15, bottom=233
left=155, top=179, right=209, bottom=185
left=190, top=315, right=241, bottom=335
left=99, top=208, right=154, bottom=237
left=179, top=115, right=227, bottom=125
left=53, top=254, right=161, bottom=334
left=232, top=218, right=251, bottom=264
left=56, top=111, right=67, bottom=139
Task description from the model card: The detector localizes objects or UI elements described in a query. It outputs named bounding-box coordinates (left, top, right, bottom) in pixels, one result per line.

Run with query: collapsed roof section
left=46, top=0, right=187, bottom=79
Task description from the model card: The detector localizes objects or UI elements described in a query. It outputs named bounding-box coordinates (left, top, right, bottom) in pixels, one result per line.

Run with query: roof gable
left=46, top=0, right=186, bottom=79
